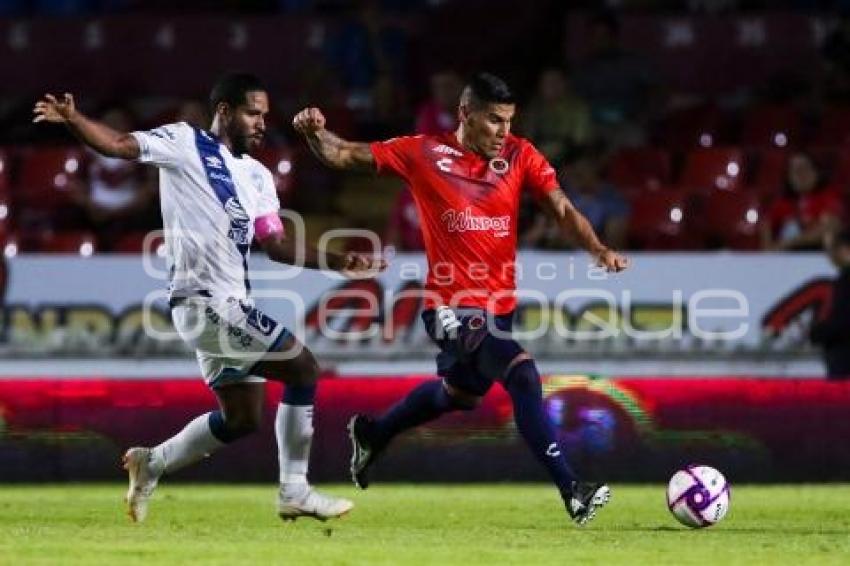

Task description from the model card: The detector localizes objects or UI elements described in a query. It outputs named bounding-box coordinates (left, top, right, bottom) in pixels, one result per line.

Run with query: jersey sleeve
left=521, top=142, right=559, bottom=200
left=369, top=136, right=421, bottom=179
left=130, top=122, right=189, bottom=168
left=255, top=165, right=281, bottom=217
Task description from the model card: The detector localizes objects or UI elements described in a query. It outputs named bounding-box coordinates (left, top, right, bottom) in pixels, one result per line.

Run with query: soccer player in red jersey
left=293, top=73, right=629, bottom=526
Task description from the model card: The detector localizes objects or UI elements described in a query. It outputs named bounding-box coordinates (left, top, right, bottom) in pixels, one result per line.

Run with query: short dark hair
left=209, top=72, right=265, bottom=113
left=465, top=72, right=515, bottom=108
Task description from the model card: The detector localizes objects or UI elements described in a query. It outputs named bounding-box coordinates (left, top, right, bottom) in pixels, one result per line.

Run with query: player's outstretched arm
left=292, top=107, right=376, bottom=172
left=33, top=93, right=140, bottom=160
left=259, top=232, right=387, bottom=277
left=544, top=189, right=630, bottom=273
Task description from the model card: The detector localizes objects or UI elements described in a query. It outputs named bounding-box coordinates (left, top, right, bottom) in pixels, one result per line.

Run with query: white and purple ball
left=666, top=465, right=730, bottom=528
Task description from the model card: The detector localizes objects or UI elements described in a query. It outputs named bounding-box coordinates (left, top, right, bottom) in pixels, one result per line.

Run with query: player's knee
left=223, top=412, right=262, bottom=438
left=288, top=351, right=320, bottom=387
left=443, top=382, right=482, bottom=410
left=504, top=357, right=540, bottom=392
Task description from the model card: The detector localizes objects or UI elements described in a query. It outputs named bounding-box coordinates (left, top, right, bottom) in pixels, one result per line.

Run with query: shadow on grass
left=610, top=525, right=847, bottom=536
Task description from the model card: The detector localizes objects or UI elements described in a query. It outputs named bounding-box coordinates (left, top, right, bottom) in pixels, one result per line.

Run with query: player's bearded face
left=462, top=103, right=515, bottom=159
left=228, top=90, right=269, bottom=154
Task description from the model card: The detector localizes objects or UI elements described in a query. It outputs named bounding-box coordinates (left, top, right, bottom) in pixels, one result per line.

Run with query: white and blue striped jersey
left=130, top=122, right=280, bottom=300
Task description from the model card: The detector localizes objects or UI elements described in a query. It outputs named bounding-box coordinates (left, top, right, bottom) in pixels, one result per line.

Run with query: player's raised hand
left=339, top=251, right=388, bottom=279
left=292, top=107, right=326, bottom=136
left=33, top=93, right=76, bottom=124
left=596, top=249, right=630, bottom=273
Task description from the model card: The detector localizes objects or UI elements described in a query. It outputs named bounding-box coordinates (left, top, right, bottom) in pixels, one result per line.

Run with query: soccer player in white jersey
left=33, top=73, right=385, bottom=523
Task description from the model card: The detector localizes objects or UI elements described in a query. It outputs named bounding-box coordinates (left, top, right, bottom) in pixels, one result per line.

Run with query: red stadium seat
left=32, top=230, right=97, bottom=254
left=750, top=149, right=789, bottom=201
left=654, top=104, right=725, bottom=148
left=679, top=147, right=746, bottom=192
left=740, top=104, right=801, bottom=148
left=253, top=146, right=295, bottom=207
left=112, top=231, right=165, bottom=254
left=607, top=148, right=672, bottom=192
left=0, top=148, right=10, bottom=200
left=697, top=191, right=762, bottom=250
left=627, top=190, right=693, bottom=250
left=813, top=106, right=850, bottom=146
left=829, top=147, right=850, bottom=189
left=15, top=147, right=85, bottom=208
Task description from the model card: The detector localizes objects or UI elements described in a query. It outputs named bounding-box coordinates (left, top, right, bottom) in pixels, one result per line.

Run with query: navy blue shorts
left=421, top=308, right=525, bottom=397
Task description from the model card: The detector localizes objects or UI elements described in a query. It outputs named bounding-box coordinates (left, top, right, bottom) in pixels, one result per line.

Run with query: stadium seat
left=15, top=147, right=85, bottom=208
left=679, top=147, right=746, bottom=192
left=112, top=231, right=164, bottom=254
left=253, top=146, right=296, bottom=207
left=812, top=106, right=850, bottom=146
left=740, top=104, right=801, bottom=148
left=33, top=230, right=97, bottom=254
left=0, top=148, right=10, bottom=200
left=627, top=190, right=693, bottom=250
left=607, top=148, right=672, bottom=192
left=654, top=104, right=725, bottom=148
left=750, top=149, right=789, bottom=201
left=829, top=147, right=850, bottom=189
left=697, top=191, right=762, bottom=250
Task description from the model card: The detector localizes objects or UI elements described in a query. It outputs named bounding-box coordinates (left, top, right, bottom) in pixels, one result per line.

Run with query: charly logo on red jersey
left=441, top=207, right=511, bottom=237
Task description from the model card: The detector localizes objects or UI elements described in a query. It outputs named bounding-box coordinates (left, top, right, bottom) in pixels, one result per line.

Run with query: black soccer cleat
left=566, top=481, right=611, bottom=526
left=347, top=414, right=382, bottom=490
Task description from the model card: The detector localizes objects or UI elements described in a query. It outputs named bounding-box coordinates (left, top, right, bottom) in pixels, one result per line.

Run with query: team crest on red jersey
left=489, top=157, right=509, bottom=175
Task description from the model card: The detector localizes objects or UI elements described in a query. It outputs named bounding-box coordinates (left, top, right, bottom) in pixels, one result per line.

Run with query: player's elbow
left=107, top=134, right=141, bottom=160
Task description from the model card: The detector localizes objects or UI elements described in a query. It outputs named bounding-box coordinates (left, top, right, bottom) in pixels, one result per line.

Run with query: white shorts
left=171, top=295, right=290, bottom=388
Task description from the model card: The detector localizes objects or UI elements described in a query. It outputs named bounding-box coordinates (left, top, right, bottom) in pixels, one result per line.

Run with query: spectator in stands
left=384, top=187, right=424, bottom=253
left=521, top=147, right=628, bottom=250
left=327, top=0, right=408, bottom=115
left=572, top=11, right=657, bottom=148
left=69, top=107, right=158, bottom=249
left=520, top=67, right=592, bottom=164
left=809, top=228, right=850, bottom=379
left=761, top=152, right=843, bottom=251
left=414, top=69, right=462, bottom=135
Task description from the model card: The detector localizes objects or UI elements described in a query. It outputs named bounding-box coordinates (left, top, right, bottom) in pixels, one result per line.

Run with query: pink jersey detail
left=254, top=213, right=284, bottom=242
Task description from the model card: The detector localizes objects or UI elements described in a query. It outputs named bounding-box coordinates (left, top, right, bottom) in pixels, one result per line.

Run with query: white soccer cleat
left=123, top=447, right=160, bottom=523
left=278, top=487, right=354, bottom=522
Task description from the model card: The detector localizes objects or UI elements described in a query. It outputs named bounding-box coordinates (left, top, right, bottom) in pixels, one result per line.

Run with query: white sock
left=276, top=403, right=314, bottom=495
left=149, top=413, right=225, bottom=476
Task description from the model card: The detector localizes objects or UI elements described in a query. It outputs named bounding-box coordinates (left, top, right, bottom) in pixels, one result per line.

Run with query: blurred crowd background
left=3, top=0, right=850, bottom=256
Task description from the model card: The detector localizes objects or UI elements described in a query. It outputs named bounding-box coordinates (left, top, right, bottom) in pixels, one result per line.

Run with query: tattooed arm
left=292, top=107, right=376, bottom=172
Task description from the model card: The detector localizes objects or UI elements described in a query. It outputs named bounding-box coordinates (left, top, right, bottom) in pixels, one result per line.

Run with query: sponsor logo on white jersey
left=441, top=207, right=511, bottom=237
left=432, top=144, right=464, bottom=157
left=204, top=155, right=224, bottom=170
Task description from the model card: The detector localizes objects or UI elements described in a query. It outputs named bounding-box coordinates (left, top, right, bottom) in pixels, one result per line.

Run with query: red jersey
left=371, top=132, right=558, bottom=314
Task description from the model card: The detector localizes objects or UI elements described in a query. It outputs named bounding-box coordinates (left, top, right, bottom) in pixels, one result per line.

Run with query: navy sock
left=208, top=410, right=246, bottom=443
left=373, top=380, right=457, bottom=447
left=504, top=360, right=578, bottom=497
left=283, top=383, right=317, bottom=406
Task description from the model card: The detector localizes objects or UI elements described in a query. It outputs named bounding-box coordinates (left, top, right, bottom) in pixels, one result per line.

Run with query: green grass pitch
left=1, top=484, right=848, bottom=565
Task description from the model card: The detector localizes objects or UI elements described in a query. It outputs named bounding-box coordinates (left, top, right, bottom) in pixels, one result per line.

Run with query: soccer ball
left=666, top=465, right=730, bottom=528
